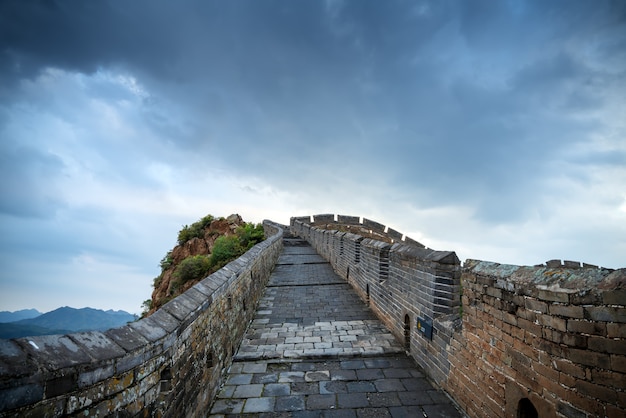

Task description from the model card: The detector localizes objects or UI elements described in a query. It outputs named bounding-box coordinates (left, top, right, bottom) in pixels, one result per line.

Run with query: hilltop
left=143, top=213, right=265, bottom=316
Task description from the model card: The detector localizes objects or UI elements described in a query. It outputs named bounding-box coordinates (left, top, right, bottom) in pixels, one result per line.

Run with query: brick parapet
left=291, top=215, right=626, bottom=418
left=0, top=221, right=284, bottom=417
left=290, top=215, right=462, bottom=389
left=448, top=260, right=626, bottom=417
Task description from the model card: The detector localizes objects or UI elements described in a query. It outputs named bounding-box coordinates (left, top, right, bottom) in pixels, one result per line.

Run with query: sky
left=0, top=0, right=625, bottom=315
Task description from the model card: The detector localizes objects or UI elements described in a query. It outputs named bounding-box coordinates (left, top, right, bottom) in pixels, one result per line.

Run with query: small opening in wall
left=347, top=266, right=350, bottom=280
left=159, top=367, right=172, bottom=393
left=207, top=351, right=214, bottom=368
left=517, top=398, right=538, bottom=418
left=404, top=314, right=411, bottom=351
left=227, top=295, right=233, bottom=309
left=366, top=284, right=370, bottom=305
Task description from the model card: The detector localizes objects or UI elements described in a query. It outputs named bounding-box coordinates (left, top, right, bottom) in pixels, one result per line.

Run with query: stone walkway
left=208, top=238, right=463, bottom=417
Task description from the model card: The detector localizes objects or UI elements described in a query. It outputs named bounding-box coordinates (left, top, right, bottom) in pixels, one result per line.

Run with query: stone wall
left=0, top=221, right=284, bottom=417
left=291, top=214, right=626, bottom=418
left=448, top=259, right=626, bottom=418
left=291, top=215, right=462, bottom=386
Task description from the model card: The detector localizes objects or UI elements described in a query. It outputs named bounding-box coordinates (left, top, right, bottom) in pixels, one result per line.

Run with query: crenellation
left=290, top=214, right=625, bottom=418
left=2, top=216, right=623, bottom=417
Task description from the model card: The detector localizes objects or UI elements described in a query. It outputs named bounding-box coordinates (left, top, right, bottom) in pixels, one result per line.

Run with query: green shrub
left=177, top=214, right=215, bottom=244
left=236, top=223, right=265, bottom=250
left=209, top=235, right=242, bottom=270
left=159, top=251, right=174, bottom=271
left=174, top=255, right=211, bottom=285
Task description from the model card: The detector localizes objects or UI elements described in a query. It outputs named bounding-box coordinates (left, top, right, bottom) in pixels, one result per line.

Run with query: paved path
left=208, top=238, right=463, bottom=417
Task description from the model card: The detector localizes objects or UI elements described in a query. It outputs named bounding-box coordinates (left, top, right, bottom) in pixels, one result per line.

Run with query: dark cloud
left=0, top=0, right=624, bottom=312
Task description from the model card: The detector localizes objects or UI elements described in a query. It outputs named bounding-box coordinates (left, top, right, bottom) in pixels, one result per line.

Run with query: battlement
left=1, top=215, right=624, bottom=417
left=291, top=214, right=626, bottom=418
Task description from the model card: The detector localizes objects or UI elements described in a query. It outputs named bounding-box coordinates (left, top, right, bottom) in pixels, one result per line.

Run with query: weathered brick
left=611, top=354, right=626, bottom=373
left=585, top=306, right=626, bottom=323
left=549, top=304, right=584, bottom=318
left=537, top=289, right=570, bottom=303
left=567, top=348, right=611, bottom=369
left=567, top=319, right=606, bottom=336
left=536, top=314, right=567, bottom=332
left=554, top=359, right=586, bottom=379
left=607, top=323, right=626, bottom=339
left=588, top=336, right=626, bottom=355
left=591, top=369, right=626, bottom=388
left=575, top=379, right=618, bottom=404
left=525, top=298, right=548, bottom=313
left=603, top=289, right=626, bottom=306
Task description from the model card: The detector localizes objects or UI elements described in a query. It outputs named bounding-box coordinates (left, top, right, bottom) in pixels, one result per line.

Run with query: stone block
left=585, top=306, right=626, bottom=323
left=313, top=214, right=335, bottom=224
left=69, top=331, right=126, bottom=361
left=16, top=335, right=93, bottom=371
left=161, top=293, right=197, bottom=321
left=363, top=218, right=385, bottom=232
left=45, top=372, right=78, bottom=398
left=147, top=309, right=180, bottom=334
left=128, top=316, right=169, bottom=342
left=105, top=325, right=149, bottom=352
left=0, top=384, right=44, bottom=412
left=0, top=339, right=36, bottom=377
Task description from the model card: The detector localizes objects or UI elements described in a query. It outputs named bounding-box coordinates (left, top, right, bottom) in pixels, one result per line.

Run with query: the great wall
left=1, top=215, right=624, bottom=417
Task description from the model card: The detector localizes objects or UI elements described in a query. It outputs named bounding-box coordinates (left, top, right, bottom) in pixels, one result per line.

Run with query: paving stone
left=422, top=403, right=464, bottom=418
left=291, top=381, right=320, bottom=395
left=264, top=383, right=291, bottom=396
left=252, top=372, right=279, bottom=384
left=279, top=371, right=305, bottom=382
left=210, top=399, right=244, bottom=414
left=320, top=381, right=348, bottom=394
left=398, top=390, right=434, bottom=406
left=401, top=377, right=433, bottom=391
left=374, top=379, right=406, bottom=393
left=305, top=370, right=330, bottom=382
left=347, top=381, right=376, bottom=393
left=364, top=359, right=391, bottom=368
left=338, top=393, right=369, bottom=408
left=383, top=368, right=412, bottom=379
left=357, top=408, right=392, bottom=418
left=243, top=362, right=268, bottom=373
left=322, top=410, right=358, bottom=418
left=367, top=392, right=402, bottom=407
left=233, top=384, right=264, bottom=398
left=331, top=369, right=357, bottom=381
left=226, top=373, right=253, bottom=385
left=291, top=362, right=318, bottom=372
left=389, top=405, right=426, bottom=418
left=243, top=397, right=275, bottom=413
left=275, top=395, right=306, bottom=411
left=306, top=393, right=337, bottom=409
left=340, top=360, right=366, bottom=369
left=216, top=385, right=236, bottom=399
left=356, top=368, right=385, bottom=381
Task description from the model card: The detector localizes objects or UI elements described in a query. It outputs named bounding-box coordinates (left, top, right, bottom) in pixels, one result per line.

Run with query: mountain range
left=0, top=307, right=137, bottom=339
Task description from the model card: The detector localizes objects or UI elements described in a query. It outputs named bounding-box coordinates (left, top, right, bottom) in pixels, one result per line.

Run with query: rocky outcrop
left=148, top=214, right=245, bottom=314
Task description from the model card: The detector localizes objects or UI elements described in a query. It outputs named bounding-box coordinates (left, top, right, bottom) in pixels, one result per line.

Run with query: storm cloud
left=1, top=0, right=624, bottom=313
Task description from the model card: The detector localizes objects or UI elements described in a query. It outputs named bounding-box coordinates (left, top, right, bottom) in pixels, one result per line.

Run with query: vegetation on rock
left=142, top=214, right=265, bottom=317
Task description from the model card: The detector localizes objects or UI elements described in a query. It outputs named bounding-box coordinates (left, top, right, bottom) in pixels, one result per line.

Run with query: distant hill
left=0, top=307, right=137, bottom=340
left=0, top=309, right=41, bottom=323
